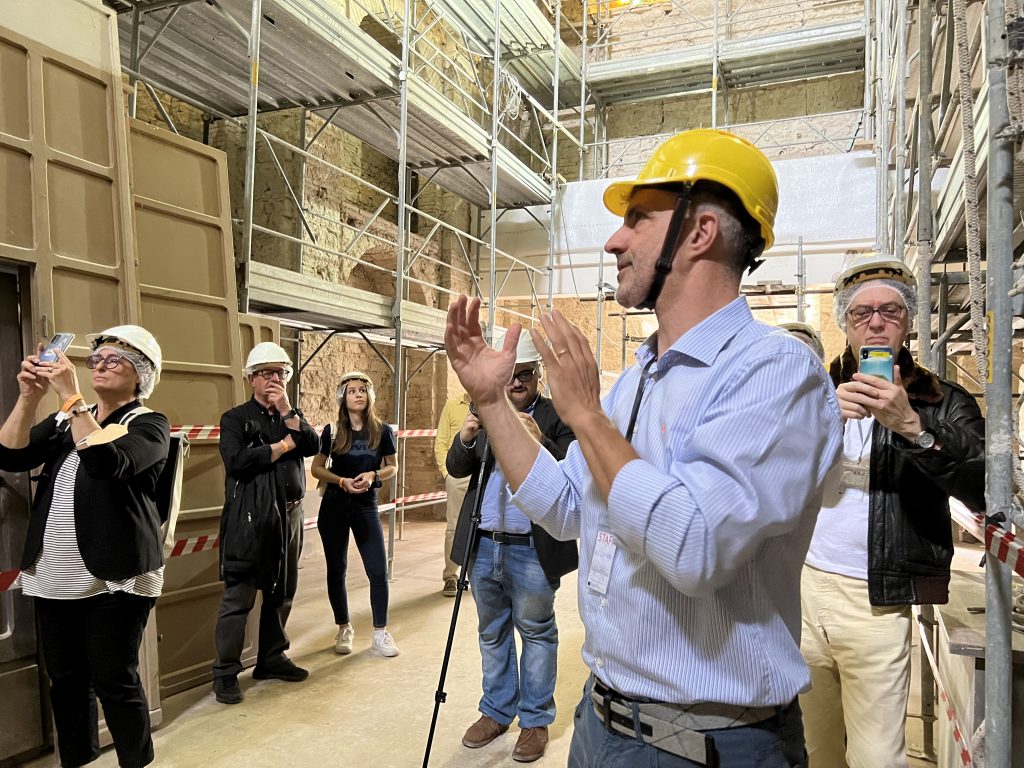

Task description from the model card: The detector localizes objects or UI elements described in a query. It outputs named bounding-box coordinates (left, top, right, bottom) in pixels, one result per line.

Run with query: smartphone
left=859, top=346, right=894, bottom=382
left=39, top=332, right=75, bottom=363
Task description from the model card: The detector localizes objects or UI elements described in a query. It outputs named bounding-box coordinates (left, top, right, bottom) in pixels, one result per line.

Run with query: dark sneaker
left=212, top=676, right=243, bottom=705
left=512, top=726, right=549, bottom=763
left=462, top=715, right=509, bottom=748
left=442, top=578, right=458, bottom=597
left=252, top=657, right=309, bottom=682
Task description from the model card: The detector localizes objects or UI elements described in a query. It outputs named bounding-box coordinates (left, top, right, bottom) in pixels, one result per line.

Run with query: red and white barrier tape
left=913, top=604, right=975, bottom=766
left=395, top=428, right=437, bottom=438
left=168, top=535, right=220, bottom=557
left=0, top=492, right=448, bottom=592
left=949, top=500, right=1024, bottom=580
left=170, top=425, right=221, bottom=440
left=170, top=425, right=439, bottom=440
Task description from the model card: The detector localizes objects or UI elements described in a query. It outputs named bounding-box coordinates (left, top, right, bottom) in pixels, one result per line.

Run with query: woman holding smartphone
left=311, top=370, right=400, bottom=657
left=0, top=325, right=168, bottom=768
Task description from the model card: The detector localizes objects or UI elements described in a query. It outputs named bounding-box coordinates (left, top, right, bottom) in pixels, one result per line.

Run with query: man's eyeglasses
left=85, top=354, right=132, bottom=371
left=252, top=369, right=287, bottom=380
left=846, top=303, right=905, bottom=326
left=508, top=369, right=538, bottom=385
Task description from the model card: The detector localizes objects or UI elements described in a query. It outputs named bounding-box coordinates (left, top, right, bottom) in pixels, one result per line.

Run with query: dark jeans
left=213, top=502, right=303, bottom=678
left=317, top=494, right=389, bottom=627
left=569, top=677, right=808, bottom=768
left=35, top=592, right=156, bottom=768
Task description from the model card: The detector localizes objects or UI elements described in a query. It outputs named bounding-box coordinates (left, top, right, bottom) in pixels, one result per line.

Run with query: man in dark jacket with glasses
left=447, top=331, right=577, bottom=764
left=800, top=255, right=986, bottom=768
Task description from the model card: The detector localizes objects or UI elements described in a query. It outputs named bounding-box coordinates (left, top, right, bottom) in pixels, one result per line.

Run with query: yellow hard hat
left=603, top=129, right=778, bottom=250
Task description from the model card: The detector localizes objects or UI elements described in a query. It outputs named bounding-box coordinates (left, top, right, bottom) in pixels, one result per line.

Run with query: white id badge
left=840, top=460, right=870, bottom=494
left=587, top=530, right=616, bottom=595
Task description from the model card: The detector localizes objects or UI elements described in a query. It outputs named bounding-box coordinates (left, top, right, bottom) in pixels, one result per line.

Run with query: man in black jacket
left=211, top=342, right=320, bottom=705
left=799, top=256, right=985, bottom=768
left=448, top=332, right=577, bottom=763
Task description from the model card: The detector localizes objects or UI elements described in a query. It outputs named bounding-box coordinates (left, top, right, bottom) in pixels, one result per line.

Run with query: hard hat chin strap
left=637, top=192, right=691, bottom=311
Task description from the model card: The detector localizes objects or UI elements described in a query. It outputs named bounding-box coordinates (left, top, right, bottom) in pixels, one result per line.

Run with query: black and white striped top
left=20, top=450, right=163, bottom=599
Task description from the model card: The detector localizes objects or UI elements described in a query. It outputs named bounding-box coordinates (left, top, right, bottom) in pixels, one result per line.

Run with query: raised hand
left=532, top=310, right=603, bottom=433
left=444, top=295, right=517, bottom=409
left=34, top=349, right=80, bottom=402
left=265, top=381, right=291, bottom=416
left=17, top=345, right=51, bottom=402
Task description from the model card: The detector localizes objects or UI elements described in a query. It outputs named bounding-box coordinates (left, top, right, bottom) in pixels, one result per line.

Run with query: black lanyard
left=624, top=357, right=657, bottom=443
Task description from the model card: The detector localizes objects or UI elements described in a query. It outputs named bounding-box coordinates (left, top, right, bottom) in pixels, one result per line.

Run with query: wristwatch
left=913, top=429, right=936, bottom=450
left=283, top=408, right=300, bottom=420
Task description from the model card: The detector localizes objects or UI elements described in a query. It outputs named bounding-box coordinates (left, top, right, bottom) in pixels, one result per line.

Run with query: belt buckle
left=490, top=531, right=503, bottom=543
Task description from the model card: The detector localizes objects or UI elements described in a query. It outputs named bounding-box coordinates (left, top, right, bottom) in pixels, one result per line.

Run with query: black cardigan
left=0, top=400, right=170, bottom=581
left=447, top=396, right=579, bottom=581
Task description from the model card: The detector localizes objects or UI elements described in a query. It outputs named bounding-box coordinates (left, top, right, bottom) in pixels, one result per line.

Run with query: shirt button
left=596, top=657, right=604, bottom=668
left=600, top=597, right=608, bottom=608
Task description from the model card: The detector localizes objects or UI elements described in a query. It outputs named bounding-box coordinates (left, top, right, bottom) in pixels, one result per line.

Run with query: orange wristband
left=61, top=394, right=84, bottom=413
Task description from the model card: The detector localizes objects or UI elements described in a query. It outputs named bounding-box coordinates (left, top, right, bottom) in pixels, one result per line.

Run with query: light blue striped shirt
left=512, top=297, right=843, bottom=707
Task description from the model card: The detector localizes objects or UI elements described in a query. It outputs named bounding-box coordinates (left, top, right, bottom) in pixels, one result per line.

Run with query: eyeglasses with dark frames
left=846, top=303, right=905, bottom=326
left=252, top=369, right=286, bottom=380
left=508, top=369, right=538, bottom=384
left=85, top=354, right=132, bottom=371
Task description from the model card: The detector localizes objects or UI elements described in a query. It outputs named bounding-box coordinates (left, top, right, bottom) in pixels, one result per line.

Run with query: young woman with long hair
left=310, top=370, right=399, bottom=656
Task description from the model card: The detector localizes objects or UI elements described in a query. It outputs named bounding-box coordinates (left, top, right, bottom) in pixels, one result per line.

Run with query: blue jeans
left=569, top=677, right=808, bottom=768
left=468, top=536, right=560, bottom=728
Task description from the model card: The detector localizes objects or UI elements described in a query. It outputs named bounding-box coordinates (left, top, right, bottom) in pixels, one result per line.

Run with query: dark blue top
left=319, top=423, right=396, bottom=506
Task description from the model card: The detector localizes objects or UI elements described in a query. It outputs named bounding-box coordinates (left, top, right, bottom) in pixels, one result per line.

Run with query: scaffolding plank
left=587, top=19, right=865, bottom=104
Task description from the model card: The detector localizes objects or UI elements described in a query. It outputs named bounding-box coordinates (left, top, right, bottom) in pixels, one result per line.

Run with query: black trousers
left=317, top=495, right=389, bottom=627
left=212, top=502, right=303, bottom=678
left=35, top=592, right=156, bottom=768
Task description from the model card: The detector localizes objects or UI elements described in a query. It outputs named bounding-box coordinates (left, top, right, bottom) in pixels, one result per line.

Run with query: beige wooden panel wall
left=126, top=119, right=258, bottom=696
left=0, top=22, right=138, bottom=370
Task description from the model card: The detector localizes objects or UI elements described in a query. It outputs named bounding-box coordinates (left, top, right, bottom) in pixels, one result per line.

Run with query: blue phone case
left=859, top=346, right=894, bottom=382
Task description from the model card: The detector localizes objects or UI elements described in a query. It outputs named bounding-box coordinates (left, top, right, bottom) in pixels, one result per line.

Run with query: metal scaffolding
left=104, top=0, right=588, bottom=576
left=889, top=0, right=1024, bottom=762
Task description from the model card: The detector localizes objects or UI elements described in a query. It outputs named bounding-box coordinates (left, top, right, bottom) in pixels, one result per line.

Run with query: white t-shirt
left=805, top=417, right=874, bottom=581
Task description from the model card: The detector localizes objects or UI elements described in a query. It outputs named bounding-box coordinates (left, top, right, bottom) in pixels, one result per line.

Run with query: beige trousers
left=800, top=564, right=912, bottom=768
left=442, top=474, right=470, bottom=581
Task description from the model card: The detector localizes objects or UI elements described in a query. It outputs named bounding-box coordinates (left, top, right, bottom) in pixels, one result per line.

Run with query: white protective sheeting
left=493, top=150, right=879, bottom=296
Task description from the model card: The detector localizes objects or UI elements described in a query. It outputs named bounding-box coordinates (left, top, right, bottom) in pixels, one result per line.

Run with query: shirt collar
left=636, top=296, right=754, bottom=370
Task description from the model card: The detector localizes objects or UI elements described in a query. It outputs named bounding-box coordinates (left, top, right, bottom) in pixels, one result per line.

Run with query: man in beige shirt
left=434, top=391, right=471, bottom=596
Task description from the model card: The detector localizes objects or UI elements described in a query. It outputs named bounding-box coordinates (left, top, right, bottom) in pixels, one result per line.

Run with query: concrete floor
left=23, top=517, right=983, bottom=767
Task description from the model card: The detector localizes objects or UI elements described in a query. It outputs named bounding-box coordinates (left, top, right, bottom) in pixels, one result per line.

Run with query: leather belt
left=477, top=530, right=533, bottom=546
left=284, top=499, right=303, bottom=512
left=590, top=677, right=782, bottom=766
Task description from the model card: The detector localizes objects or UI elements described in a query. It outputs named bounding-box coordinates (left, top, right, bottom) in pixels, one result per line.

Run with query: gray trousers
left=213, top=502, right=304, bottom=678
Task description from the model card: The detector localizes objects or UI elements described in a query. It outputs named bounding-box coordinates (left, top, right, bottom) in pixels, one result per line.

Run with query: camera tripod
left=421, top=438, right=489, bottom=768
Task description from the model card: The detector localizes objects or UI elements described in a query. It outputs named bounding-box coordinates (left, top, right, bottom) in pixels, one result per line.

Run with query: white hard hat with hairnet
left=833, top=254, right=917, bottom=330
left=87, top=325, right=162, bottom=399
left=337, top=370, right=375, bottom=405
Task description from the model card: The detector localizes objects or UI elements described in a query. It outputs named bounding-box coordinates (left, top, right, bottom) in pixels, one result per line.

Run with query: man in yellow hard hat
left=445, top=129, right=843, bottom=766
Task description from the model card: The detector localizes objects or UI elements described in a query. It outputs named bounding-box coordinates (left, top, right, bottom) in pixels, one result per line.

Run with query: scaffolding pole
left=893, top=0, right=907, bottom=258
left=984, top=0, right=1015, bottom=762
left=238, top=0, right=262, bottom=314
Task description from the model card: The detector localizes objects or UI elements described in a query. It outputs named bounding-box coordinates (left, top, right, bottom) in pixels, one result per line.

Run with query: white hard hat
left=87, top=325, right=162, bottom=373
left=833, top=254, right=914, bottom=294
left=337, top=370, right=375, bottom=405
left=245, top=342, right=292, bottom=377
left=493, top=328, right=542, bottom=364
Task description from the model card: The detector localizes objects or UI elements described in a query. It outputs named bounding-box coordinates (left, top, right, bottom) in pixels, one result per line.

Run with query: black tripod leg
left=422, top=441, right=489, bottom=768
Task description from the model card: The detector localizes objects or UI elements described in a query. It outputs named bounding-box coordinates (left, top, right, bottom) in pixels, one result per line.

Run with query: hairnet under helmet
left=833, top=279, right=917, bottom=330
left=94, top=344, right=157, bottom=400
left=87, top=325, right=162, bottom=400
left=336, top=371, right=375, bottom=407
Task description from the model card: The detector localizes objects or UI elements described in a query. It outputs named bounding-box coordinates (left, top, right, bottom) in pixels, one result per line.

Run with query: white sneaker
left=372, top=630, right=399, bottom=657
left=334, top=626, right=354, bottom=655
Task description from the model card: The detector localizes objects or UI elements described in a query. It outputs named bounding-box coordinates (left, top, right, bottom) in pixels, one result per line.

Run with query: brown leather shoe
left=512, top=726, right=549, bottom=763
left=462, top=715, right=509, bottom=748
